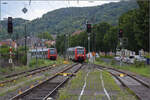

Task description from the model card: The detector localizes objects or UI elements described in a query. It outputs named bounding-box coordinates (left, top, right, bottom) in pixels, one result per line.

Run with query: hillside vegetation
left=56, top=0, right=149, bottom=53
left=0, top=1, right=138, bottom=39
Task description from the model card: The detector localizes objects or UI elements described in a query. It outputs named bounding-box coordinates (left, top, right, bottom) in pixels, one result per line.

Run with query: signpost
left=9, top=47, right=13, bottom=64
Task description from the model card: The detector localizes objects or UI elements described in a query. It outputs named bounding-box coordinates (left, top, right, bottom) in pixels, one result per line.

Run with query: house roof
left=72, top=30, right=83, bottom=36
left=0, top=40, right=16, bottom=48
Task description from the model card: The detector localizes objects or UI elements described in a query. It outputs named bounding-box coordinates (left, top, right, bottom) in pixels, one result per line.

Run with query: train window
left=32, top=52, right=35, bottom=56
left=77, top=50, right=84, bottom=54
left=77, top=48, right=84, bottom=51
left=50, top=50, right=55, bottom=54
left=33, top=52, right=35, bottom=56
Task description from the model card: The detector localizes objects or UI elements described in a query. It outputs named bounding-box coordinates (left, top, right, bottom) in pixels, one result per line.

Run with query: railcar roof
left=67, top=46, right=85, bottom=51
left=29, top=48, right=56, bottom=52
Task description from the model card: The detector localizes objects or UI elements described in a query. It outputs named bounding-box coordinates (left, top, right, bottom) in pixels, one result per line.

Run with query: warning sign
left=9, top=59, right=12, bottom=63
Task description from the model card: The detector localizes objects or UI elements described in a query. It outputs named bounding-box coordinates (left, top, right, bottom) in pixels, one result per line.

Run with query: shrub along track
left=10, top=63, right=83, bottom=100
left=0, top=64, right=59, bottom=85
left=95, top=64, right=150, bottom=100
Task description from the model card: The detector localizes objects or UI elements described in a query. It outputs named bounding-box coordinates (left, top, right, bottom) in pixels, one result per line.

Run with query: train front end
left=75, top=47, right=86, bottom=62
left=48, top=48, right=57, bottom=60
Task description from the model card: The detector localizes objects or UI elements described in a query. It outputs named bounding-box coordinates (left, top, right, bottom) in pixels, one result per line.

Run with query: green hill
left=0, top=1, right=138, bottom=39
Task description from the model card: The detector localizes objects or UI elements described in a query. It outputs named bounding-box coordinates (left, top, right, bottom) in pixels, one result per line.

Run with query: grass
left=0, top=60, right=66, bottom=97
left=0, top=57, right=68, bottom=98
left=100, top=55, right=115, bottom=59
left=0, top=57, right=67, bottom=97
left=86, top=70, right=102, bottom=90
left=145, top=53, right=150, bottom=59
left=102, top=71, right=137, bottom=100
left=57, top=71, right=86, bottom=100
left=0, top=56, right=64, bottom=78
left=58, top=70, right=105, bottom=100
left=81, top=70, right=105, bottom=100
left=69, top=71, right=85, bottom=89
left=95, top=57, right=150, bottom=77
left=0, top=75, right=43, bottom=96
left=57, top=69, right=138, bottom=100
left=102, top=70, right=120, bottom=91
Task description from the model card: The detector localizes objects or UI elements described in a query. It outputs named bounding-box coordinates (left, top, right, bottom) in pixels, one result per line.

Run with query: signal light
left=9, top=47, right=12, bottom=52
left=8, top=17, right=13, bottom=34
left=119, top=29, right=123, bottom=38
left=87, top=23, right=92, bottom=33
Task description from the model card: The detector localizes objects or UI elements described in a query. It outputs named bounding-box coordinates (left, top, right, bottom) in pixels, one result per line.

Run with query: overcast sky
left=1, top=0, right=120, bottom=20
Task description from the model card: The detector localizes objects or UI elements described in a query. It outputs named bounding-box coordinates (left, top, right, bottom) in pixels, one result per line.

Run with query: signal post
left=8, top=17, right=13, bottom=68
left=86, top=21, right=92, bottom=53
left=86, top=21, right=93, bottom=68
left=118, top=29, right=123, bottom=66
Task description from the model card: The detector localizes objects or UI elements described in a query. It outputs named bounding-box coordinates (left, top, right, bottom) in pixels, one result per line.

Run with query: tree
left=119, top=0, right=149, bottom=52
left=70, top=32, right=88, bottom=49
left=37, top=32, right=53, bottom=40
left=103, top=26, right=118, bottom=52
left=135, top=0, right=149, bottom=51
left=0, top=45, right=10, bottom=59
left=56, top=34, right=65, bottom=54
left=93, top=22, right=111, bottom=52
left=119, top=9, right=140, bottom=51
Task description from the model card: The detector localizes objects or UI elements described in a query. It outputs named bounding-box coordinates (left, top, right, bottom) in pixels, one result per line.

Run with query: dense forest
left=0, top=1, right=138, bottom=39
left=56, top=0, right=149, bottom=53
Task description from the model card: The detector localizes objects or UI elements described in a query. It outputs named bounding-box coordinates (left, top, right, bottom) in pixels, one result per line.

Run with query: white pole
left=120, top=38, right=123, bottom=66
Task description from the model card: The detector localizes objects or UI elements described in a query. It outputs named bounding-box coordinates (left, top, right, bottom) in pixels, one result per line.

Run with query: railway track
left=0, top=64, right=57, bottom=85
left=10, top=63, right=83, bottom=100
left=95, top=64, right=150, bottom=100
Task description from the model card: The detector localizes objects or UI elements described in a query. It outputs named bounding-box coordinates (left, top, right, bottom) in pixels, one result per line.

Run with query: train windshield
left=50, top=49, right=56, bottom=54
left=77, top=50, right=84, bottom=54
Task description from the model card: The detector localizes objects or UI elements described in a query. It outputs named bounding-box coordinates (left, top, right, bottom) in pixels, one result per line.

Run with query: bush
left=29, top=59, right=45, bottom=68
left=100, top=55, right=114, bottom=59
left=29, top=59, right=36, bottom=67
left=0, top=67, right=11, bottom=74
left=111, top=59, right=116, bottom=65
left=95, top=57, right=102, bottom=62
left=20, top=55, right=27, bottom=65
left=38, top=59, right=45, bottom=65
left=134, top=60, right=145, bottom=67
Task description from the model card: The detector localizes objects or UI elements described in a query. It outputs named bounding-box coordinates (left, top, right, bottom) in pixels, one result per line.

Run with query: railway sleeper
left=18, top=82, right=61, bottom=100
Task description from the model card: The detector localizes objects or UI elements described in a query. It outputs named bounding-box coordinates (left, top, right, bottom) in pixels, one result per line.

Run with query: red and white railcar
left=48, top=48, right=57, bottom=60
left=29, top=48, right=57, bottom=60
left=67, top=46, right=86, bottom=62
